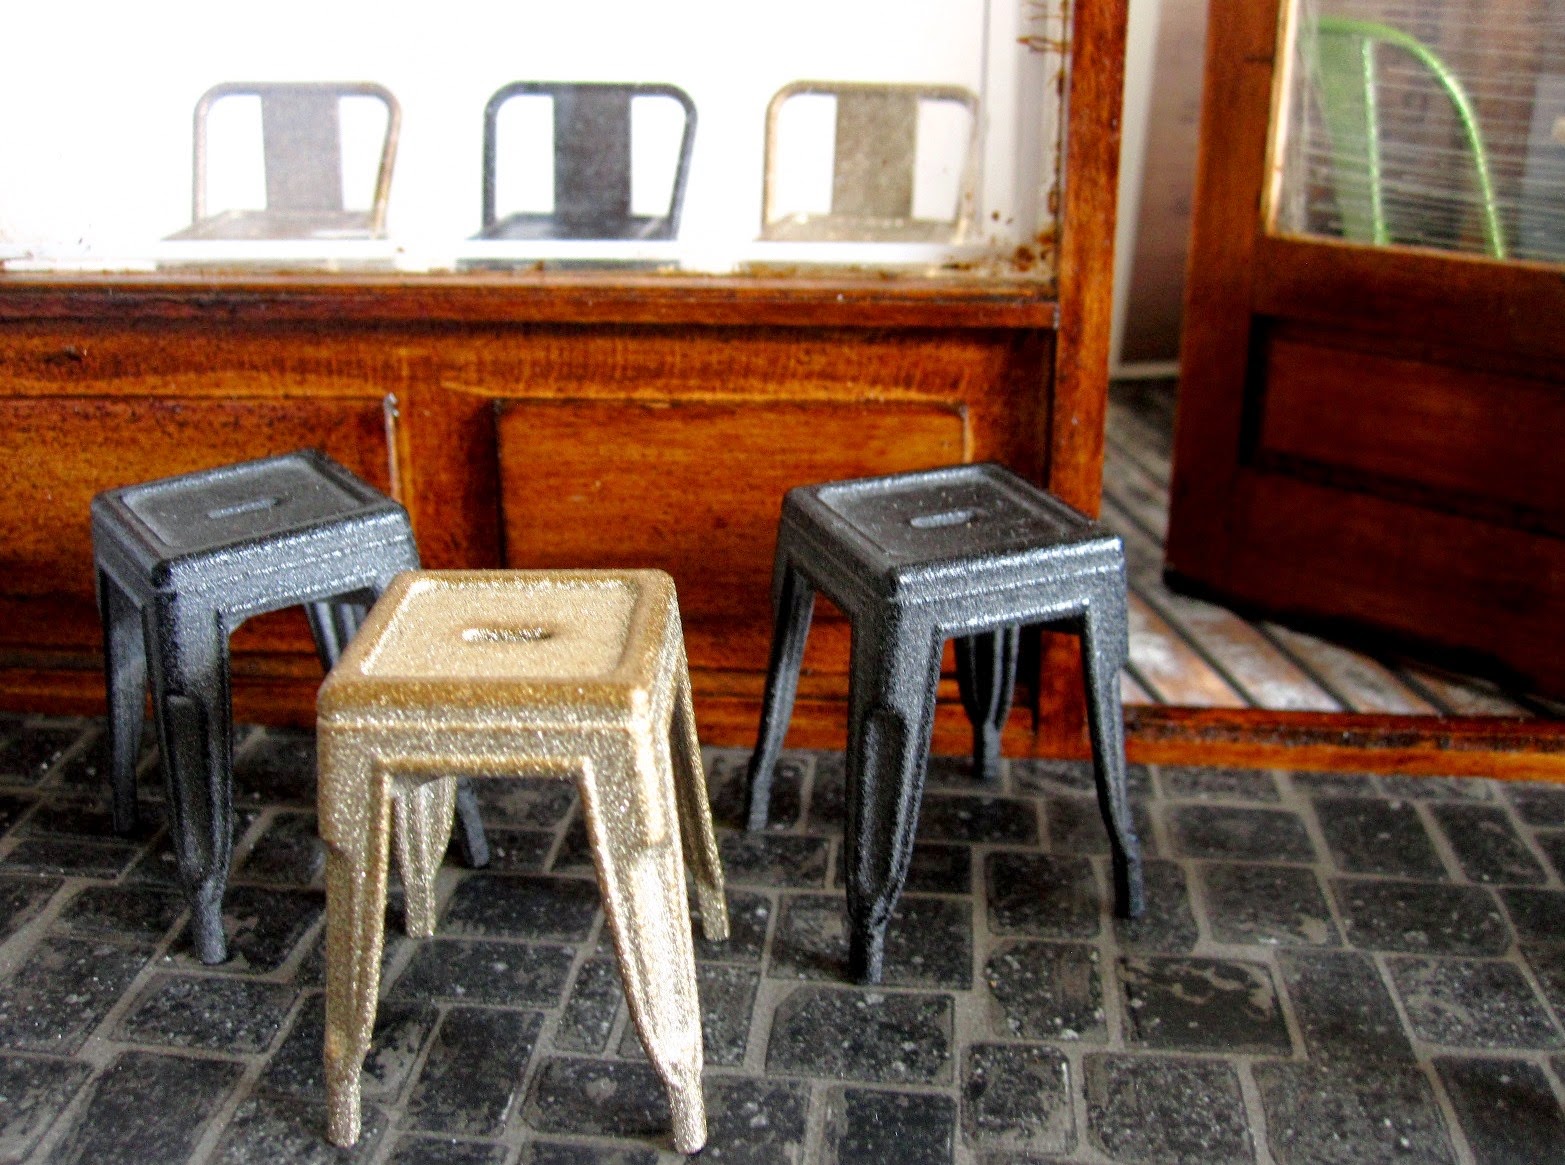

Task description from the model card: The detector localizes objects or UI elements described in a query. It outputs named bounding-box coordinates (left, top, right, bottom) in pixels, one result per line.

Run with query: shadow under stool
left=744, top=463, right=1145, bottom=984
left=92, top=450, right=490, bottom=965
left=315, top=569, right=728, bottom=1152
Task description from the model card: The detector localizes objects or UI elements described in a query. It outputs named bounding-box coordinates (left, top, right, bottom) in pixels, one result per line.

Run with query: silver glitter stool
left=744, top=463, right=1145, bottom=983
left=92, top=449, right=489, bottom=964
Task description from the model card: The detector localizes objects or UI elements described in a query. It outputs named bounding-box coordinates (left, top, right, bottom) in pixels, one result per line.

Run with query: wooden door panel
left=495, top=398, right=968, bottom=674
left=0, top=395, right=391, bottom=654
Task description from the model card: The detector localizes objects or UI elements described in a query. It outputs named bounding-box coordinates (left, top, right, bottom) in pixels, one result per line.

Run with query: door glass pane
left=0, top=1, right=1068, bottom=281
left=1271, top=0, right=1565, bottom=264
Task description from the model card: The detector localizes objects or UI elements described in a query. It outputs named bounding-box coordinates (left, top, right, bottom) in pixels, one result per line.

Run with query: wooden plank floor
left=1104, top=379, right=1562, bottom=719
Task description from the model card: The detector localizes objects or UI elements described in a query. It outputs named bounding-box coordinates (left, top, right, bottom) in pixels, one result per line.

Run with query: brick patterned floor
left=3, top=714, right=1565, bottom=1163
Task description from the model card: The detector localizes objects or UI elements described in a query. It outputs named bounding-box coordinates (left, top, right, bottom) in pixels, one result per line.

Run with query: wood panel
left=495, top=398, right=967, bottom=674
left=1258, top=330, right=1565, bottom=530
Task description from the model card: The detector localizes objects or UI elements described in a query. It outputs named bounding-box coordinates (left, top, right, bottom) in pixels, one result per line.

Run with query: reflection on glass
left=0, top=1, right=1070, bottom=279
left=1273, top=0, right=1565, bottom=263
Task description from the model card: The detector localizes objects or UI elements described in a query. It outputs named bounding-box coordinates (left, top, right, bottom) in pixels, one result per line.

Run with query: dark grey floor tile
left=1085, top=1053, right=1252, bottom=1165
left=984, top=941, right=1104, bottom=1042
left=232, top=730, right=317, bottom=808
left=1011, top=758, right=1152, bottom=799
left=55, top=883, right=184, bottom=943
left=262, top=996, right=437, bottom=1101
left=617, top=964, right=757, bottom=1067
left=210, top=1094, right=385, bottom=1163
left=985, top=852, right=1100, bottom=938
left=173, top=885, right=323, bottom=973
left=439, top=874, right=599, bottom=942
left=43, top=724, right=150, bottom=797
left=236, top=812, right=324, bottom=885
left=406, top=1007, right=543, bottom=1137
left=1169, top=805, right=1316, bottom=862
left=1279, top=949, right=1414, bottom=1064
left=0, top=935, right=153, bottom=1052
left=1119, top=955, right=1291, bottom=1054
left=766, top=985, right=953, bottom=1083
left=828, top=1087, right=955, bottom=1165
left=0, top=794, right=33, bottom=837
left=916, top=794, right=1038, bottom=845
left=1380, top=775, right=1492, bottom=802
left=1290, top=770, right=1380, bottom=797
left=0, top=725, right=82, bottom=787
left=114, top=972, right=295, bottom=1052
left=523, top=1057, right=672, bottom=1143
left=521, top=1142, right=657, bottom=1165
left=1388, top=957, right=1561, bottom=1048
left=553, top=958, right=621, bottom=1054
left=716, top=834, right=829, bottom=889
left=768, top=894, right=972, bottom=989
left=964, top=1043, right=1073, bottom=1155
left=549, top=816, right=593, bottom=875
left=1199, top=862, right=1340, bottom=947
left=1313, top=796, right=1446, bottom=879
left=1500, top=887, right=1565, bottom=945
left=832, top=842, right=972, bottom=895
left=1332, top=877, right=1510, bottom=955
left=22, top=797, right=159, bottom=840
left=1434, top=1056, right=1565, bottom=1165
left=1254, top=1062, right=1456, bottom=1165
left=1506, top=783, right=1565, bottom=828
left=474, top=778, right=576, bottom=830
left=702, top=1077, right=810, bottom=1165
left=1044, top=795, right=1157, bottom=858
left=1536, top=831, right=1565, bottom=884
left=707, top=748, right=805, bottom=831
left=385, top=1136, right=508, bottom=1165
left=696, top=889, right=771, bottom=963
left=477, top=828, right=555, bottom=874
left=1, top=837, right=142, bottom=879
left=925, top=752, right=993, bottom=788
left=46, top=1050, right=243, bottom=1165
left=0, top=1054, right=91, bottom=1164
left=0, top=874, right=60, bottom=943
left=390, top=939, right=574, bottom=1007
left=1114, top=860, right=1199, bottom=953
left=1159, top=765, right=1280, bottom=802
left=1430, top=803, right=1546, bottom=885
left=1522, top=944, right=1565, bottom=1017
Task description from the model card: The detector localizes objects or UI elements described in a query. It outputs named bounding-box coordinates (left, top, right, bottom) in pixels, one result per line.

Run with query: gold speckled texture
left=316, top=569, right=728, bottom=1153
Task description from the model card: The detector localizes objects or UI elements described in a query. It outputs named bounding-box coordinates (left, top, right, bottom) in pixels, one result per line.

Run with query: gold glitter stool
left=316, top=569, right=728, bottom=1152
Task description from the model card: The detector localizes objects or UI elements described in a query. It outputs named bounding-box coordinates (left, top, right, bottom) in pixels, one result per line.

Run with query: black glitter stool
left=92, top=450, right=490, bottom=964
left=744, top=463, right=1144, bottom=983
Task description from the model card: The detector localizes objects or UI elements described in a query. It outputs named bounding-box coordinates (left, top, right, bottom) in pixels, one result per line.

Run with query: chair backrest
left=481, top=82, right=698, bottom=237
left=191, top=82, right=401, bottom=234
left=762, top=81, right=980, bottom=240
left=1311, top=16, right=1505, bottom=258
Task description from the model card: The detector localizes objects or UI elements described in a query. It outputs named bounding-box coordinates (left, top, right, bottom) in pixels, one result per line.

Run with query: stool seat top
left=788, top=463, right=1116, bottom=590
left=320, top=569, right=681, bottom=723
left=93, top=450, right=402, bottom=564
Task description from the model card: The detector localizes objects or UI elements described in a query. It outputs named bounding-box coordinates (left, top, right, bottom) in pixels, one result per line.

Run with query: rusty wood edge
left=0, top=274, right=1059, bottom=331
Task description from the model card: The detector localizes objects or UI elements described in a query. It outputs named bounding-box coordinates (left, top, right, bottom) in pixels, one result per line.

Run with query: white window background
left=0, top=0, right=1067, bottom=277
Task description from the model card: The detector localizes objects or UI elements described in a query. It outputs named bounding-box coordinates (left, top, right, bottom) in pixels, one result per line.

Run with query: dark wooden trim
left=0, top=274, right=1058, bottom=331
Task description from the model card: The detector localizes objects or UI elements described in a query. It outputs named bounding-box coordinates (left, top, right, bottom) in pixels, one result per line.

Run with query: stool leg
left=745, top=554, right=815, bottom=831
left=843, top=613, right=941, bottom=985
left=98, top=568, right=146, bottom=835
left=147, top=599, right=235, bottom=965
left=1081, top=582, right=1145, bottom=919
left=319, top=738, right=395, bottom=1148
left=582, top=747, right=707, bottom=1154
left=954, top=626, right=1020, bottom=782
left=670, top=644, right=729, bottom=942
left=391, top=775, right=457, bottom=938
left=305, top=600, right=364, bottom=673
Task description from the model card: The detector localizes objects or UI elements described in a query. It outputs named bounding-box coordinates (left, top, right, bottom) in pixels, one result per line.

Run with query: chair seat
left=166, top=208, right=382, bottom=241
left=475, top=212, right=674, bottom=242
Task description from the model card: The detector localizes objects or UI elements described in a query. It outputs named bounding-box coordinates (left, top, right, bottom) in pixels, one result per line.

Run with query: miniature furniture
left=92, top=450, right=489, bottom=965
left=167, top=81, right=400, bottom=240
left=744, top=463, right=1144, bottom=983
left=317, top=569, right=727, bottom=1152
left=1312, top=16, right=1505, bottom=257
left=478, top=82, right=697, bottom=240
left=761, top=81, right=979, bottom=242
